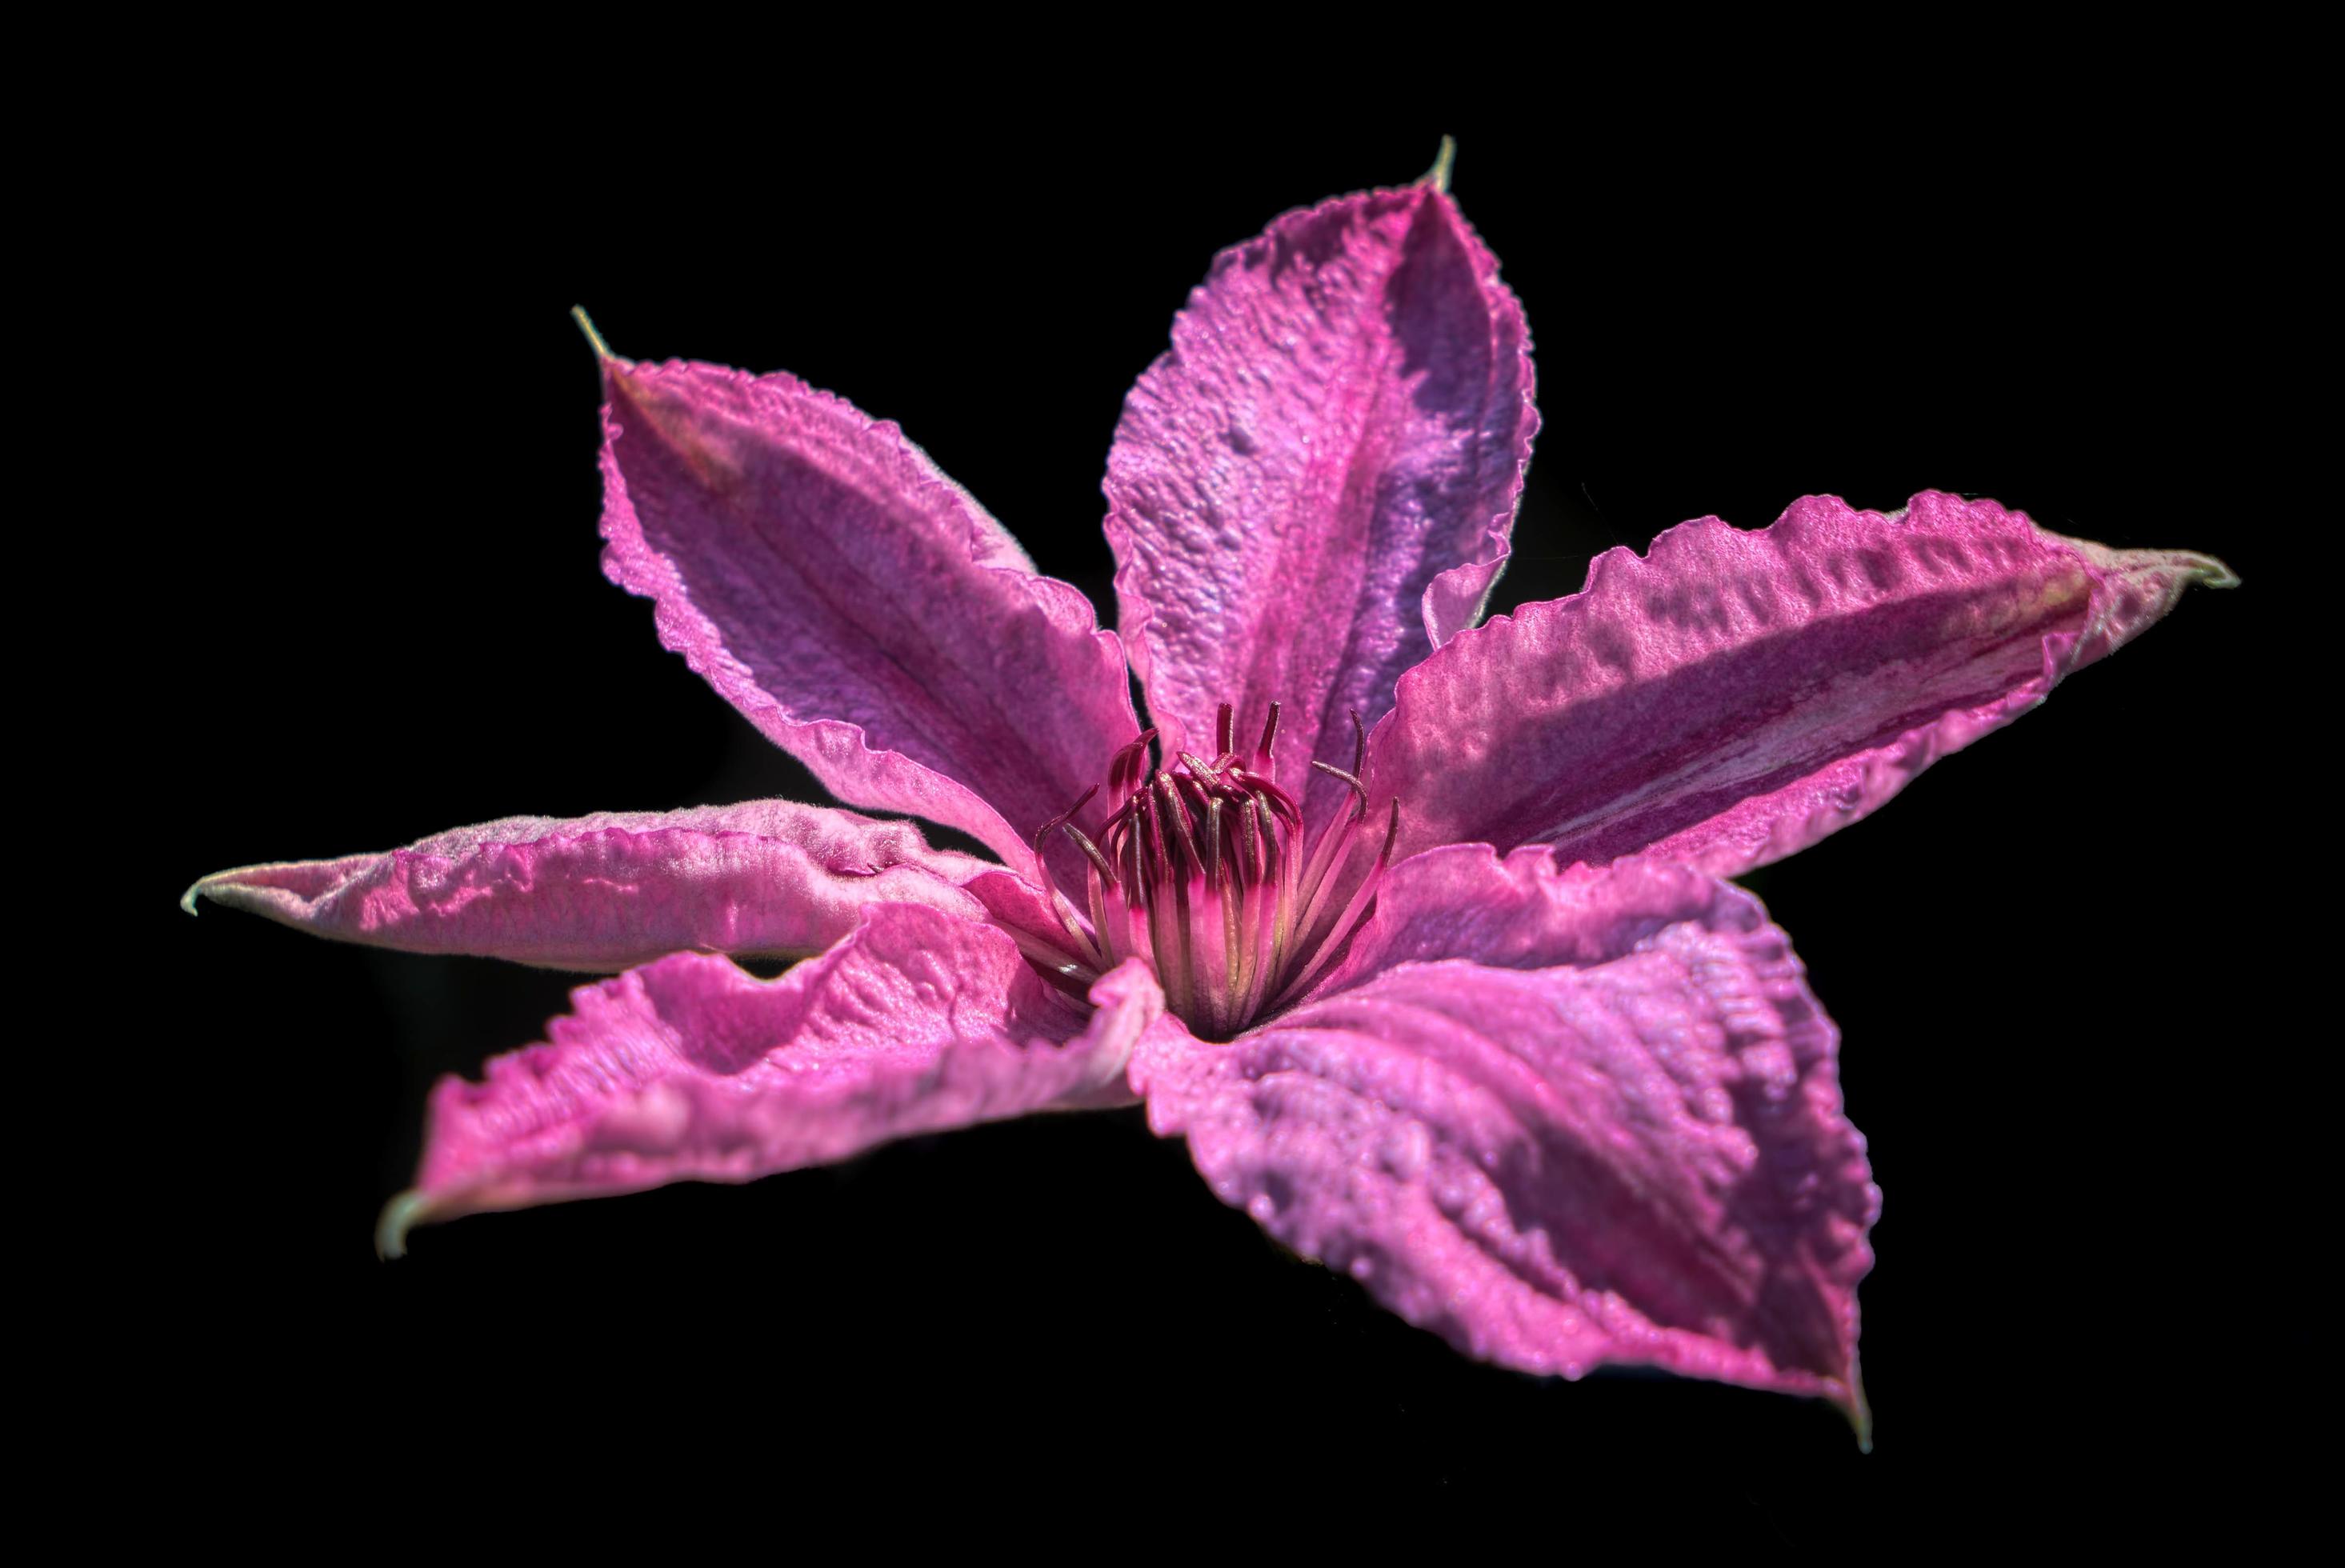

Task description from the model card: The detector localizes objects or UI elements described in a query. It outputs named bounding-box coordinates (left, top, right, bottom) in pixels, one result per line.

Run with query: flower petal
left=385, top=906, right=1162, bottom=1251
left=185, top=801, right=989, bottom=971
left=1131, top=852, right=1876, bottom=1426
left=1370, top=491, right=2234, bottom=873
left=1311, top=841, right=1751, bottom=994
left=1105, top=179, right=1535, bottom=815
left=596, top=351, right=1138, bottom=867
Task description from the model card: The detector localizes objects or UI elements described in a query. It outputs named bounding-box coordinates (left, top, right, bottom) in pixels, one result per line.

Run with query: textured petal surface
left=1132, top=850, right=1876, bottom=1422
left=387, top=906, right=1163, bottom=1248
left=1105, top=180, right=1535, bottom=816
left=597, top=352, right=1137, bottom=867
left=186, top=801, right=988, bottom=970
left=1370, top=491, right=2234, bottom=872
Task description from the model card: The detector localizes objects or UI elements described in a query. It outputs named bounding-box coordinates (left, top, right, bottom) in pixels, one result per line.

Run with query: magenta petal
left=1371, top=491, right=2235, bottom=873
left=1132, top=852, right=1876, bottom=1425
left=386, top=906, right=1163, bottom=1250
left=185, top=801, right=988, bottom=970
left=1105, top=179, right=1536, bottom=813
left=596, top=352, right=1137, bottom=867
left=1310, top=841, right=1754, bottom=996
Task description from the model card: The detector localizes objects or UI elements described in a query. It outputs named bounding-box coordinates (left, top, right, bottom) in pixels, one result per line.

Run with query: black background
left=144, top=70, right=2299, bottom=1542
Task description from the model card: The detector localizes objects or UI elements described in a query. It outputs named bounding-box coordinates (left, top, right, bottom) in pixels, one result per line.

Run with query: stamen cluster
left=1025, top=702, right=1398, bottom=1039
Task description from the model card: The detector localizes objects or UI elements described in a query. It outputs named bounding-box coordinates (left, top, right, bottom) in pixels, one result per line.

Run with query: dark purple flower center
left=1024, top=702, right=1398, bottom=1040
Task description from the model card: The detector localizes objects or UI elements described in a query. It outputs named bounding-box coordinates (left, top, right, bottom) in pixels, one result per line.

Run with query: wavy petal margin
left=1105, top=178, right=1535, bottom=817
left=381, top=906, right=1162, bottom=1254
left=596, top=349, right=1138, bottom=868
left=1134, top=851, right=1877, bottom=1433
left=1369, top=491, right=2234, bottom=872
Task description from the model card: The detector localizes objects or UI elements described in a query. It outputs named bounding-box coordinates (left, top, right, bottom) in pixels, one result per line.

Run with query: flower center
left=1021, top=702, right=1397, bottom=1040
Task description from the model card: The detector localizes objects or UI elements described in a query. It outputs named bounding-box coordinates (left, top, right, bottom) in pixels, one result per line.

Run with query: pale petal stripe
left=1368, top=491, right=2235, bottom=874
left=186, top=801, right=990, bottom=971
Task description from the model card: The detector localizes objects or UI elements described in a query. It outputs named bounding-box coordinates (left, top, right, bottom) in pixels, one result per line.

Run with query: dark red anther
left=1175, top=773, right=1215, bottom=830
left=1255, top=702, right=1282, bottom=769
left=1061, top=821, right=1118, bottom=883
left=1158, top=772, right=1206, bottom=869
left=1122, top=825, right=1146, bottom=902
left=1138, top=785, right=1171, bottom=881
left=1239, top=795, right=1264, bottom=882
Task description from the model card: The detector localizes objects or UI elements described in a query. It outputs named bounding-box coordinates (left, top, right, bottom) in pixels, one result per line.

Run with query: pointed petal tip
left=178, top=866, right=258, bottom=916
left=1845, top=1410, right=1874, bottom=1453
left=570, top=306, right=618, bottom=364
left=2014, top=509, right=2237, bottom=592
left=1842, top=1383, right=1874, bottom=1453
left=2186, top=550, right=2241, bottom=590
left=1422, top=134, right=1455, bottom=193
left=375, top=1189, right=434, bottom=1260
left=1829, top=1350, right=1873, bottom=1450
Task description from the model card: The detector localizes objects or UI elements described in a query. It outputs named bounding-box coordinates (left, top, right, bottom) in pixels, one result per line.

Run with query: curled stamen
left=1028, top=785, right=1106, bottom=972
left=1060, top=822, right=1118, bottom=884
left=1037, top=784, right=1098, bottom=840
left=1309, top=760, right=1370, bottom=822
left=1254, top=781, right=1301, bottom=829
left=1108, top=730, right=1159, bottom=800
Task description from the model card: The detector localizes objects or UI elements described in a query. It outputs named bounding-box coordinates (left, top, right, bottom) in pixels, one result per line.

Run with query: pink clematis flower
left=186, top=154, right=2231, bottom=1437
